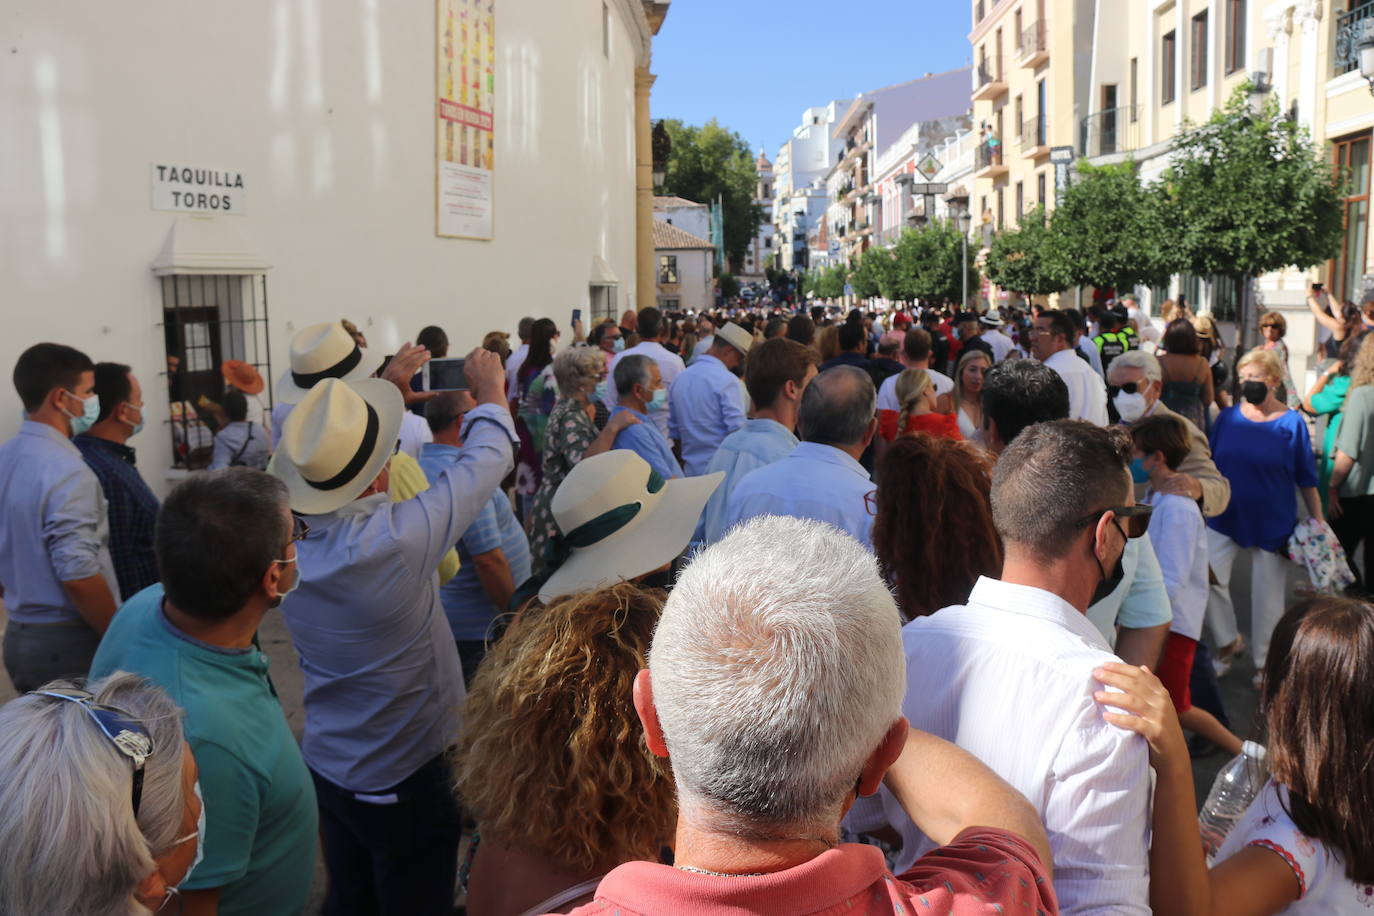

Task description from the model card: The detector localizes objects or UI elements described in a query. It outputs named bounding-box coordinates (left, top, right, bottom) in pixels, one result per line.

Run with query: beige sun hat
left=715, top=322, right=755, bottom=356
left=276, top=322, right=377, bottom=404
left=268, top=378, right=404, bottom=515
left=537, top=451, right=722, bottom=603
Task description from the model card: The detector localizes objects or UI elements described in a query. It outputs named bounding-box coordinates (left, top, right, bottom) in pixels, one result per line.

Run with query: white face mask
left=1114, top=390, right=1149, bottom=424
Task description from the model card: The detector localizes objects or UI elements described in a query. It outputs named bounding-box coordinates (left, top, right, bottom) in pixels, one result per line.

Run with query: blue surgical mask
left=1129, top=457, right=1151, bottom=484
left=613, top=337, right=626, bottom=353
left=648, top=388, right=667, bottom=412
left=61, top=390, right=101, bottom=436
left=594, top=381, right=608, bottom=402
left=122, top=404, right=145, bottom=437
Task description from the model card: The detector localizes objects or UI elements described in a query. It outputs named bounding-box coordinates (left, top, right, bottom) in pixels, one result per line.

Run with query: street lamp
left=1359, top=28, right=1374, bottom=95
left=651, top=120, right=670, bottom=188
left=947, top=191, right=972, bottom=310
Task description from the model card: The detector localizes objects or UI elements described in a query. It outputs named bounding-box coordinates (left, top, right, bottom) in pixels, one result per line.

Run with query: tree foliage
left=716, top=272, right=741, bottom=299
left=1159, top=86, right=1344, bottom=280
left=890, top=222, right=977, bottom=304
left=807, top=264, right=848, bottom=299
left=849, top=245, right=896, bottom=300
left=1051, top=161, right=1176, bottom=292
left=985, top=205, right=1069, bottom=295
left=659, top=119, right=763, bottom=273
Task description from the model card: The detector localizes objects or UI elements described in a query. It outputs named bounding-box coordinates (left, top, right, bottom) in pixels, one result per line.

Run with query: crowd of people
left=0, top=288, right=1372, bottom=916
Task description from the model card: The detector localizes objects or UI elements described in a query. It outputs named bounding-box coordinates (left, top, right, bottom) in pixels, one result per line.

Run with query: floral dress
left=525, top=397, right=596, bottom=573
left=513, top=362, right=555, bottom=519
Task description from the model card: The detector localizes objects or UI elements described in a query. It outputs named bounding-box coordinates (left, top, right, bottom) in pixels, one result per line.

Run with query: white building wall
left=656, top=249, right=712, bottom=312
left=655, top=203, right=711, bottom=240
left=1, top=0, right=646, bottom=494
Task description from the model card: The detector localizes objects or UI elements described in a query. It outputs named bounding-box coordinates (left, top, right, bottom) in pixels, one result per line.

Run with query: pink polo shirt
left=554, top=827, right=1056, bottom=916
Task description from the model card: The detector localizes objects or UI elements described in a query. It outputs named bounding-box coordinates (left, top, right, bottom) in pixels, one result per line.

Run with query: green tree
left=849, top=245, right=896, bottom=300
left=659, top=119, right=763, bottom=273
left=1159, top=85, right=1344, bottom=339
left=891, top=223, right=977, bottom=305
left=814, top=264, right=848, bottom=299
left=1049, top=160, right=1176, bottom=293
left=985, top=205, right=1069, bottom=296
left=716, top=272, right=741, bottom=299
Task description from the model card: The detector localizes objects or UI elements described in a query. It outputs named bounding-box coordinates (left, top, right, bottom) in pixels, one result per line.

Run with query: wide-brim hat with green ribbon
left=537, top=451, right=723, bottom=603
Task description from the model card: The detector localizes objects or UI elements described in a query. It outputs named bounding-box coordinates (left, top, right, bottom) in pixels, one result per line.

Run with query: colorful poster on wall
left=436, top=0, right=495, bottom=239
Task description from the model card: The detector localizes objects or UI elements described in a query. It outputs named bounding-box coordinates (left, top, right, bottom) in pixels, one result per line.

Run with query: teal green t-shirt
left=91, top=585, right=317, bottom=916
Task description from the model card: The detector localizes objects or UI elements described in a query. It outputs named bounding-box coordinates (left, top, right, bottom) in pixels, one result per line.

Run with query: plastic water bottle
left=1198, top=740, right=1268, bottom=860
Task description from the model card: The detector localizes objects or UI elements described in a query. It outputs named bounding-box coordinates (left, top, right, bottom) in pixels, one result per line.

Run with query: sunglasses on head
left=33, top=687, right=153, bottom=816
left=1076, top=503, right=1153, bottom=540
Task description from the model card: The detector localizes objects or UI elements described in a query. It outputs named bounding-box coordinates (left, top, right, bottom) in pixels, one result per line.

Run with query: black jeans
left=3, top=620, right=102, bottom=693
left=1331, top=493, right=1374, bottom=590
left=311, top=752, right=463, bottom=916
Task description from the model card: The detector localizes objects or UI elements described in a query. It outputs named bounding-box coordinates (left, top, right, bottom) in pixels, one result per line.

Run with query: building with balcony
left=1078, top=0, right=1374, bottom=381
left=823, top=68, right=971, bottom=266
left=771, top=101, right=852, bottom=272
left=969, top=0, right=1095, bottom=244
left=873, top=120, right=976, bottom=246
left=741, top=150, right=776, bottom=281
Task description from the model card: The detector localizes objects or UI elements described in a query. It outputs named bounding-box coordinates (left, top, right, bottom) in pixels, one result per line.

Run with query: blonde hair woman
left=951, top=350, right=992, bottom=443
left=455, top=583, right=675, bottom=915
left=878, top=368, right=962, bottom=442
left=1204, top=347, right=1323, bottom=683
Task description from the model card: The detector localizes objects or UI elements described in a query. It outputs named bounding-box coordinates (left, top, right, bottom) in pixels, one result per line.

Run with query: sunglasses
left=1076, top=504, right=1153, bottom=540
left=34, top=687, right=153, bottom=816
left=1107, top=381, right=1146, bottom=397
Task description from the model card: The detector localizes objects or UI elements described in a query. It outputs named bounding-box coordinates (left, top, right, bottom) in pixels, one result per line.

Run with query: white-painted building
left=653, top=195, right=711, bottom=240
left=873, top=119, right=975, bottom=246
left=772, top=100, right=851, bottom=271
left=653, top=220, right=714, bottom=313
left=2, top=0, right=660, bottom=495
left=741, top=151, right=775, bottom=281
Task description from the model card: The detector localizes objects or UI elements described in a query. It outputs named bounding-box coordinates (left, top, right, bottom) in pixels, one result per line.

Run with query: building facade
left=771, top=101, right=851, bottom=271
left=652, top=220, right=715, bottom=312
left=2, top=0, right=668, bottom=495
left=741, top=151, right=776, bottom=281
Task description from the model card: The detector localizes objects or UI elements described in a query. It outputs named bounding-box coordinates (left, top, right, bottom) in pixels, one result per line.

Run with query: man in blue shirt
left=818, top=321, right=871, bottom=373
left=420, top=391, right=532, bottom=685
left=74, top=362, right=160, bottom=601
left=668, top=322, right=753, bottom=476
left=725, top=365, right=877, bottom=548
left=699, top=338, right=819, bottom=544
left=91, top=468, right=317, bottom=916
left=611, top=354, right=684, bottom=479
left=0, top=343, right=118, bottom=691
left=269, top=345, right=516, bottom=915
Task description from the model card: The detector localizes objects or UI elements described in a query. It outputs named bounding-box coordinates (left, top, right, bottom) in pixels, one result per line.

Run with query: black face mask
left=1089, top=521, right=1127, bottom=606
left=1241, top=380, right=1269, bottom=405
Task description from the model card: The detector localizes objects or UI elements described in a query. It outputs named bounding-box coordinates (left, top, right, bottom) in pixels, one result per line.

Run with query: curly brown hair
left=454, top=583, right=675, bottom=873
left=873, top=435, right=1003, bottom=619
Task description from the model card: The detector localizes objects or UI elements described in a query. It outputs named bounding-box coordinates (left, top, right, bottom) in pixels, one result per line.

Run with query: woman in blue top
left=1205, top=348, right=1322, bottom=679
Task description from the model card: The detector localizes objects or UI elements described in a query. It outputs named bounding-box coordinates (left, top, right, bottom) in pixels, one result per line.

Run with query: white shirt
left=1216, top=781, right=1373, bottom=912
left=271, top=402, right=294, bottom=449
left=1144, top=490, right=1209, bottom=639
left=1046, top=348, right=1109, bottom=425
left=396, top=412, right=433, bottom=461
left=606, top=340, right=686, bottom=438
left=882, top=576, right=1152, bottom=915
left=982, top=327, right=1016, bottom=362
left=1076, top=335, right=1106, bottom=377
left=505, top=343, right=530, bottom=403
left=877, top=367, right=953, bottom=411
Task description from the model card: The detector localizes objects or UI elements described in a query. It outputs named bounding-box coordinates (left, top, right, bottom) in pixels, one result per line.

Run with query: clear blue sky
left=651, top=0, right=973, bottom=158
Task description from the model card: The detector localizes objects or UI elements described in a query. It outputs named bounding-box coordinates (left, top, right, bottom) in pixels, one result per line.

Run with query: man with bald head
left=723, top=365, right=877, bottom=548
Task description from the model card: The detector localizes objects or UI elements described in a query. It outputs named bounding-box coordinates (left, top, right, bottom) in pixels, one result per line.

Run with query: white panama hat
left=980, top=309, right=1005, bottom=327
left=268, top=378, right=404, bottom=515
left=537, top=451, right=722, bottom=603
left=276, top=322, right=378, bottom=404
left=715, top=322, right=755, bottom=356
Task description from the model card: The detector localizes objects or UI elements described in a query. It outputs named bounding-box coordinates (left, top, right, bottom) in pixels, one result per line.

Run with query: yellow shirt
left=388, top=451, right=461, bottom=585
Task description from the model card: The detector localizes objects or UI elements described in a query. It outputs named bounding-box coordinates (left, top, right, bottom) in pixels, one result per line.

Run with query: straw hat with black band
left=520, top=451, right=722, bottom=604
left=715, top=322, right=755, bottom=357
left=268, top=378, right=404, bottom=515
left=276, top=322, right=378, bottom=405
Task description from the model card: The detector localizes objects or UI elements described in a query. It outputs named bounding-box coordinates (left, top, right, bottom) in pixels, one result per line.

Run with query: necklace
left=675, top=864, right=767, bottom=878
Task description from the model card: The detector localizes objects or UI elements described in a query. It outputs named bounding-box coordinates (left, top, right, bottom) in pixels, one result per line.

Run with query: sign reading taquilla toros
left=150, top=164, right=246, bottom=213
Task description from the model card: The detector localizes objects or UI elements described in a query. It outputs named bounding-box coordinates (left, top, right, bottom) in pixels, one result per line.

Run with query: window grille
left=159, top=274, right=273, bottom=469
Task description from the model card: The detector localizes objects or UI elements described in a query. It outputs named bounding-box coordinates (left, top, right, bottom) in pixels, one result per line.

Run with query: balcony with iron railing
left=1019, top=115, right=1048, bottom=158
left=1017, top=21, right=1048, bottom=67
left=1080, top=106, right=1140, bottom=159
left=1334, top=3, right=1374, bottom=76
left=972, top=59, right=1007, bottom=101
left=975, top=140, right=1008, bottom=178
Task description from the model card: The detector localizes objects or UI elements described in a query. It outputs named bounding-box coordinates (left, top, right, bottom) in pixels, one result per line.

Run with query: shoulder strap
left=515, top=876, right=605, bottom=916
left=229, top=422, right=255, bottom=466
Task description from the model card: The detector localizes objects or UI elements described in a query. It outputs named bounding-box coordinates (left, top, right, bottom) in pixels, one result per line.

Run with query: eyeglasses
left=290, top=514, right=310, bottom=543
left=1107, top=381, right=1145, bottom=398
left=33, top=687, right=153, bottom=816
left=1075, top=504, right=1153, bottom=540
left=864, top=490, right=878, bottom=517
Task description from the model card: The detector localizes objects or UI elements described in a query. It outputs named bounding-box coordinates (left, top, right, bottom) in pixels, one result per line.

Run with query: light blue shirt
left=698, top=418, right=798, bottom=544
left=610, top=405, right=684, bottom=479
left=668, top=354, right=747, bottom=477
left=280, top=405, right=517, bottom=792
left=419, top=442, right=532, bottom=641
left=1086, top=533, right=1174, bottom=645
left=1077, top=335, right=1106, bottom=377
left=0, top=421, right=116, bottom=623
left=209, top=421, right=270, bottom=470
left=725, top=441, right=876, bottom=549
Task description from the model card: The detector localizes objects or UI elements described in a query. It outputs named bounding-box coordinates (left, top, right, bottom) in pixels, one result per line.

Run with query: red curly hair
left=873, top=434, right=1003, bottom=619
